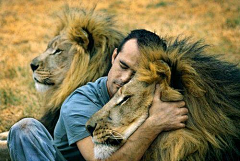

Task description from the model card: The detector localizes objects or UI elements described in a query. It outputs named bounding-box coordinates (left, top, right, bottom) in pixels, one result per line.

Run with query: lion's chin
left=34, top=81, right=53, bottom=93
left=94, top=144, right=119, bottom=160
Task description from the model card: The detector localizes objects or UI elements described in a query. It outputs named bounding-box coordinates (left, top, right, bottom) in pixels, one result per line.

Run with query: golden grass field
left=0, top=0, right=239, bottom=132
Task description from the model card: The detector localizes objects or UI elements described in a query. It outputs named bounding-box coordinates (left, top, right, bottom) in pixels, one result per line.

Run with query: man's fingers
left=176, top=101, right=186, bottom=108
left=178, top=123, right=186, bottom=128
left=153, top=84, right=161, bottom=101
left=171, top=123, right=186, bottom=130
left=180, top=115, right=188, bottom=122
left=179, top=108, right=188, bottom=115
left=166, top=101, right=186, bottom=108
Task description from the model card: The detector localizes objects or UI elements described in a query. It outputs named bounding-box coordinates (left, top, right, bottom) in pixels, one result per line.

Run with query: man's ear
left=111, top=48, right=118, bottom=64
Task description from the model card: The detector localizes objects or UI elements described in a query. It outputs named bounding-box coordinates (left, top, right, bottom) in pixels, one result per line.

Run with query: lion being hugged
left=86, top=38, right=240, bottom=161
left=30, top=6, right=124, bottom=135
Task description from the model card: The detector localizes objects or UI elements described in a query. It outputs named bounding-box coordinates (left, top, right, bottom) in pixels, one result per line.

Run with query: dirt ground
left=0, top=0, right=239, bottom=132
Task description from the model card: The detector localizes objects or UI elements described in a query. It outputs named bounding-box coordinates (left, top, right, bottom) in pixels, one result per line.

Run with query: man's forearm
left=105, top=120, right=161, bottom=161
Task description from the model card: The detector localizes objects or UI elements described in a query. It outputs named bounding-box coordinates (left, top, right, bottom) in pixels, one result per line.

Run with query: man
left=8, top=29, right=188, bottom=161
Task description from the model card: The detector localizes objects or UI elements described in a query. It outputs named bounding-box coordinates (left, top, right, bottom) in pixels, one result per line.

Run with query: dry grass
left=0, top=0, right=239, bottom=132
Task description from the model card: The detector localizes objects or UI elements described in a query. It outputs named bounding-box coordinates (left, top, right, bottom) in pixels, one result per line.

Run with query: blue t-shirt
left=54, top=77, right=110, bottom=161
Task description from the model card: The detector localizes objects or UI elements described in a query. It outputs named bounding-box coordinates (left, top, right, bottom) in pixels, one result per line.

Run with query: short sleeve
left=61, top=91, right=101, bottom=146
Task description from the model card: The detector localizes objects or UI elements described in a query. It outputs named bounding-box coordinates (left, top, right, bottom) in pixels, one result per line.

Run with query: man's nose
left=121, top=71, right=134, bottom=83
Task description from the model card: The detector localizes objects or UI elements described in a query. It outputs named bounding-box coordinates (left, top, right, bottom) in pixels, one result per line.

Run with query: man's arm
left=77, top=84, right=188, bottom=161
left=77, top=121, right=161, bottom=161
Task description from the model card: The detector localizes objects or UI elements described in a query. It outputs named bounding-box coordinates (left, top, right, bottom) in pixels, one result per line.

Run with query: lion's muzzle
left=86, top=122, right=96, bottom=137
left=30, top=58, right=40, bottom=72
left=86, top=119, right=124, bottom=146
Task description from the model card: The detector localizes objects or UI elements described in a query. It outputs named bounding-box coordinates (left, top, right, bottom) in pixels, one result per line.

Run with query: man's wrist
left=139, top=118, right=164, bottom=136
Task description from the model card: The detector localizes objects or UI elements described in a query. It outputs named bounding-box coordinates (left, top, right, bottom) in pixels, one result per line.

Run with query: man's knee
left=9, top=118, right=40, bottom=137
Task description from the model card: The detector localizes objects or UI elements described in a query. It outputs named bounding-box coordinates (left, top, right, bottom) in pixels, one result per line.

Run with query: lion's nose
left=30, top=63, right=39, bottom=72
left=86, top=122, right=97, bottom=137
left=30, top=58, right=39, bottom=72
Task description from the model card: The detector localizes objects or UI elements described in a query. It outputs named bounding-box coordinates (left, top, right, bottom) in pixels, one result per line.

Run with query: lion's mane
left=138, top=38, right=240, bottom=161
left=40, top=6, right=124, bottom=135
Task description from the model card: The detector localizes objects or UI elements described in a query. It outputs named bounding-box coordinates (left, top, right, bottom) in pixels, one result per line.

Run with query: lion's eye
left=117, top=95, right=131, bottom=106
left=53, top=49, right=63, bottom=55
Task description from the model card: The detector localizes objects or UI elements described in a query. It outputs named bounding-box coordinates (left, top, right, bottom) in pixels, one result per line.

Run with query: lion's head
left=31, top=35, right=73, bottom=92
left=86, top=38, right=240, bottom=160
left=30, top=6, right=124, bottom=134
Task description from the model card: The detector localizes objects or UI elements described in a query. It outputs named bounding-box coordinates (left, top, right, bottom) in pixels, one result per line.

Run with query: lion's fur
left=40, top=6, right=124, bottom=134
left=138, top=38, right=240, bottom=160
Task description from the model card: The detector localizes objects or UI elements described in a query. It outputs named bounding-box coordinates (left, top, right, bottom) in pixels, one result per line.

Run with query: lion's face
left=30, top=34, right=73, bottom=92
left=86, top=77, right=155, bottom=159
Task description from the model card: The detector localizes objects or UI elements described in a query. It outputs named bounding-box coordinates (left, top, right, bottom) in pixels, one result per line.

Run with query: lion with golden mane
left=86, top=38, right=240, bottom=160
left=0, top=6, right=123, bottom=159
left=30, top=6, right=124, bottom=135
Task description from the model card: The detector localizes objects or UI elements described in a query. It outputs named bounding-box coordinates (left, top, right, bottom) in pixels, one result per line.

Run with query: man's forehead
left=117, top=39, right=140, bottom=68
left=119, top=39, right=140, bottom=57
left=118, top=55, right=139, bottom=71
left=121, top=39, right=139, bottom=53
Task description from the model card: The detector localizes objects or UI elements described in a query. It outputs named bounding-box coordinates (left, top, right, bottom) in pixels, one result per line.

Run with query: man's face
left=107, top=39, right=140, bottom=97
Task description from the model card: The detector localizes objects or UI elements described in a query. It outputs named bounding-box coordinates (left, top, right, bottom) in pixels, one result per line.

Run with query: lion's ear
left=155, top=60, right=171, bottom=83
left=155, top=60, right=184, bottom=101
left=160, top=80, right=184, bottom=101
left=69, top=28, right=89, bottom=50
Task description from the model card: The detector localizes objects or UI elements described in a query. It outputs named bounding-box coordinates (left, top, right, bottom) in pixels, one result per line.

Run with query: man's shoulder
left=62, top=76, right=108, bottom=106
left=76, top=76, right=108, bottom=94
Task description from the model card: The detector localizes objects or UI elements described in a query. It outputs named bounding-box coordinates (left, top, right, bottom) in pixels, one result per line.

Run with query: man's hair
left=117, top=29, right=167, bottom=54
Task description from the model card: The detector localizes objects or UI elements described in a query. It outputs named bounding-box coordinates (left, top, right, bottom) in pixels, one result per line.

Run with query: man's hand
left=147, top=84, right=188, bottom=132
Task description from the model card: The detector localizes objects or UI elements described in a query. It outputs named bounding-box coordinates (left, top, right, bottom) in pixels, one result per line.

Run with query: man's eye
left=120, top=63, right=128, bottom=69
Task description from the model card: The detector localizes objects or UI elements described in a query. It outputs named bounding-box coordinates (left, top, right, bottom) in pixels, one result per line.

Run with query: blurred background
left=0, top=0, right=239, bottom=132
